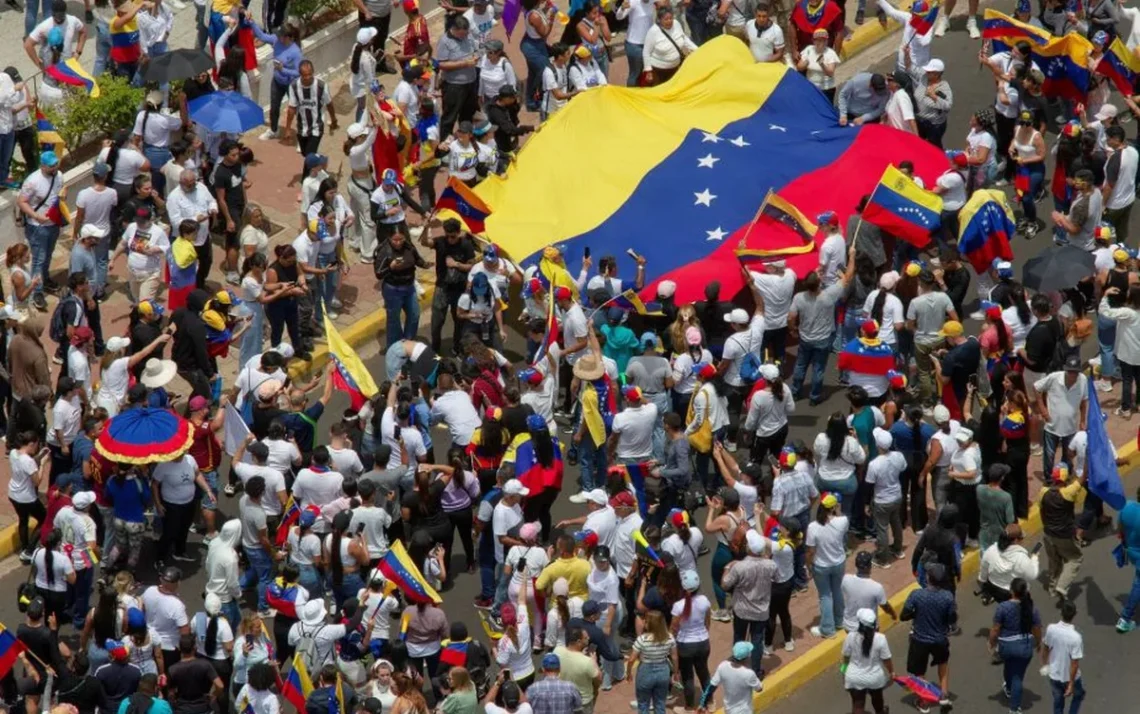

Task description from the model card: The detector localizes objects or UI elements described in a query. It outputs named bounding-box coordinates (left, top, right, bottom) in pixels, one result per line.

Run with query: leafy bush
left=290, top=0, right=335, bottom=33
left=44, top=74, right=146, bottom=163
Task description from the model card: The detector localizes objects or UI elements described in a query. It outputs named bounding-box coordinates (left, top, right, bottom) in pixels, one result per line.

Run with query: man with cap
left=94, top=637, right=143, bottom=714
left=557, top=488, right=617, bottom=553
left=625, top=332, right=673, bottom=459
left=1051, top=168, right=1104, bottom=251
left=527, top=652, right=582, bottom=714
left=24, top=0, right=86, bottom=67
left=73, top=160, right=118, bottom=297
left=486, top=85, right=533, bottom=173
left=837, top=72, right=889, bottom=126
left=609, top=490, right=642, bottom=638
left=490, top=478, right=528, bottom=610
left=720, top=530, right=777, bottom=671
left=70, top=225, right=104, bottom=288
left=565, top=608, right=620, bottom=685
left=700, top=640, right=764, bottom=714
left=608, top=385, right=657, bottom=466
left=867, top=426, right=908, bottom=563
left=715, top=274, right=766, bottom=451
left=557, top=283, right=592, bottom=415
left=748, top=261, right=797, bottom=365
left=16, top=151, right=64, bottom=309
left=790, top=244, right=856, bottom=406
left=930, top=319, right=980, bottom=421
left=1034, top=354, right=1089, bottom=478
left=141, top=567, right=192, bottom=667
left=55, top=489, right=98, bottom=628
left=1039, top=464, right=1086, bottom=607
left=900, top=561, right=956, bottom=711
left=915, top=59, right=953, bottom=148
left=841, top=551, right=897, bottom=636
left=468, top=243, right=521, bottom=302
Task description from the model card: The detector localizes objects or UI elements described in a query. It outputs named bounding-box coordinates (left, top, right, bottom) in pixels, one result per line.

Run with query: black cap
left=3, top=67, right=21, bottom=83
left=51, top=0, right=67, bottom=14
left=1064, top=353, right=1083, bottom=371
left=498, top=84, right=517, bottom=99
left=869, top=73, right=886, bottom=91
left=1073, top=168, right=1095, bottom=184
left=361, top=699, right=383, bottom=714
left=160, top=566, right=183, bottom=583
left=855, top=551, right=874, bottom=571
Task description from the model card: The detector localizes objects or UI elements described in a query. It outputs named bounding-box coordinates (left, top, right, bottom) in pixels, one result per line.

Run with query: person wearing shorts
left=900, top=562, right=956, bottom=709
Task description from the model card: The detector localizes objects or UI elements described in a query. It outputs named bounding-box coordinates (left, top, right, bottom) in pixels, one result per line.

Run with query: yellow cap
left=937, top=320, right=963, bottom=338
left=821, top=493, right=839, bottom=509
left=574, top=45, right=592, bottom=59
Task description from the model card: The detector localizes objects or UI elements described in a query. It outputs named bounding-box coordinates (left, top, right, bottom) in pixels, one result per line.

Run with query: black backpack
left=50, top=294, right=81, bottom=346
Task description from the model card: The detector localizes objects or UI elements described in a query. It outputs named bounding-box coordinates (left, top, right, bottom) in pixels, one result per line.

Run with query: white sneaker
left=809, top=625, right=827, bottom=638
left=967, top=16, right=980, bottom=38
left=784, top=640, right=795, bottom=652
left=762, top=645, right=774, bottom=656
left=934, top=13, right=949, bottom=36
left=327, top=310, right=339, bottom=320
left=724, top=441, right=738, bottom=453
left=569, top=492, right=588, bottom=504
left=259, top=129, right=278, bottom=141
left=1095, top=379, right=1114, bottom=392
left=969, top=310, right=985, bottom=321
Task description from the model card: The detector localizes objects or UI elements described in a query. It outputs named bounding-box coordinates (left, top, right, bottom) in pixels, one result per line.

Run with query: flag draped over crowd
left=982, top=10, right=1097, bottom=101
left=473, top=37, right=946, bottom=304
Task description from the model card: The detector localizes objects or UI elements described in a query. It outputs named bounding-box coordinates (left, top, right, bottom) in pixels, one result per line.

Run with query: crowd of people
left=6, top=1, right=1140, bottom=714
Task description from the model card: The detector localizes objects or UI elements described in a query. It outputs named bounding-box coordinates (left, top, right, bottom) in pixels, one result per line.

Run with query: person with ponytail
left=238, top=252, right=278, bottom=370
left=438, top=445, right=480, bottom=579
left=191, top=593, right=235, bottom=711
left=511, top=413, right=564, bottom=539
left=661, top=503, right=704, bottom=576
left=325, top=510, right=371, bottom=612
left=864, top=271, right=906, bottom=354
left=32, top=527, right=75, bottom=622
left=265, top=244, right=310, bottom=359
left=805, top=493, right=850, bottom=639
left=79, top=582, right=120, bottom=673
left=841, top=608, right=894, bottom=714
left=467, top=406, right=510, bottom=493
left=742, top=362, right=795, bottom=465
left=544, top=577, right=584, bottom=650
left=349, top=27, right=379, bottom=122
left=496, top=581, right=536, bottom=689
left=669, top=569, right=710, bottom=713
left=987, top=577, right=1041, bottom=714
left=402, top=590, right=449, bottom=682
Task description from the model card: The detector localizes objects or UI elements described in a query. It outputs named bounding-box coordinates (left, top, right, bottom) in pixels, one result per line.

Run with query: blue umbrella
left=188, top=90, right=264, bottom=134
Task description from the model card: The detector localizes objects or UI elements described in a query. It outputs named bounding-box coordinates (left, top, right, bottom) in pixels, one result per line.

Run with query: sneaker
left=473, top=597, right=493, bottom=609
left=1096, top=379, right=1114, bottom=392
left=19, top=550, right=33, bottom=564
left=258, top=609, right=277, bottom=619
left=969, top=310, right=985, bottom=321
left=52, top=355, right=63, bottom=365
left=994, top=178, right=1009, bottom=187
left=223, top=484, right=236, bottom=496
left=331, top=298, right=343, bottom=311
left=171, top=554, right=196, bottom=562
left=938, top=698, right=952, bottom=710
left=712, top=609, right=732, bottom=622
left=918, top=704, right=931, bottom=714
left=967, top=15, right=980, bottom=38
left=569, top=492, right=588, bottom=504
left=362, top=255, right=374, bottom=264
left=784, top=640, right=795, bottom=651
left=725, top=441, right=738, bottom=453
left=933, top=13, right=949, bottom=36
left=1002, top=683, right=1011, bottom=699
left=763, top=645, right=774, bottom=656
left=226, top=272, right=241, bottom=286
left=259, top=129, right=278, bottom=141
left=189, top=524, right=201, bottom=535
left=1115, top=407, right=1132, bottom=419
left=872, top=557, right=892, bottom=569
left=809, top=626, right=834, bottom=638
left=1116, top=617, right=1137, bottom=633
left=327, top=310, right=339, bottom=320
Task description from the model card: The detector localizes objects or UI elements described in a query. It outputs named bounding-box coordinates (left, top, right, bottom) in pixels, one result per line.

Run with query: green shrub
left=44, top=73, right=146, bottom=163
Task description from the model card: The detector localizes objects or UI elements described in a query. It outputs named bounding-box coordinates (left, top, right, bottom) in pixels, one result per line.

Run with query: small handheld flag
left=435, top=176, right=492, bottom=233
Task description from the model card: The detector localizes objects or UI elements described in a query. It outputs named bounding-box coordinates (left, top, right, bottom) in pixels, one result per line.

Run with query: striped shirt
left=770, top=470, right=818, bottom=517
left=287, top=78, right=332, bottom=137
left=633, top=633, right=675, bottom=664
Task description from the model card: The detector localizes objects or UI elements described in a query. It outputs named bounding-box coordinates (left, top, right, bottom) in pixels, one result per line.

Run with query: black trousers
left=297, top=134, right=323, bottom=177
left=765, top=578, right=793, bottom=645
left=445, top=507, right=475, bottom=573
left=195, top=241, right=213, bottom=289
left=157, top=499, right=196, bottom=558
left=269, top=80, right=289, bottom=133
left=10, top=497, right=46, bottom=554
left=439, top=81, right=478, bottom=139
left=178, top=369, right=213, bottom=400
left=429, top=287, right=463, bottom=354
left=15, top=126, right=38, bottom=173
left=523, top=488, right=558, bottom=541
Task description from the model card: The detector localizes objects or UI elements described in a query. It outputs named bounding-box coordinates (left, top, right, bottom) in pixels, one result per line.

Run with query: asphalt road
left=764, top=470, right=1140, bottom=714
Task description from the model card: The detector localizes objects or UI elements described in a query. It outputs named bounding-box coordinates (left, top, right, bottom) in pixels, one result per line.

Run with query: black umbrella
left=144, top=49, right=214, bottom=83
left=1022, top=244, right=1096, bottom=294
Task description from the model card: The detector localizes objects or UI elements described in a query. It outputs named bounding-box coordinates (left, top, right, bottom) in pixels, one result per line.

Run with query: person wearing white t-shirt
left=8, top=436, right=50, bottom=561
left=541, top=45, right=577, bottom=120
left=609, top=387, right=658, bottom=463
left=750, top=262, right=797, bottom=363
left=292, top=448, right=346, bottom=535
left=142, top=573, right=191, bottom=663
left=231, top=437, right=289, bottom=520
left=717, top=296, right=764, bottom=450
left=797, top=30, right=841, bottom=97
left=47, top=382, right=83, bottom=476
left=95, top=333, right=170, bottom=416
left=557, top=489, right=618, bottom=553
left=153, top=453, right=211, bottom=562
left=865, top=428, right=908, bottom=564
left=26, top=11, right=86, bottom=69
left=1042, top=603, right=1085, bottom=711
left=491, top=479, right=528, bottom=609
left=1103, top=126, right=1138, bottom=241
left=883, top=73, right=916, bottom=134
left=745, top=6, right=784, bottom=63
left=429, top=371, right=481, bottom=447
left=862, top=273, right=906, bottom=348
left=932, top=154, right=970, bottom=244
left=115, top=208, right=170, bottom=303
left=805, top=494, right=850, bottom=638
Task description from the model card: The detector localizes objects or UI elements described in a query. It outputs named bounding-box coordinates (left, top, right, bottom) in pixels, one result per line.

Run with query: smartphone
left=583, top=246, right=591, bottom=260
left=1031, top=541, right=1044, bottom=555
left=356, top=522, right=366, bottom=536
left=502, top=669, right=512, bottom=681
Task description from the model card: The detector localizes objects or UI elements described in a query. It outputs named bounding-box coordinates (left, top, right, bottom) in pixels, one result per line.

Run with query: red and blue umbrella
left=95, top=407, right=194, bottom=464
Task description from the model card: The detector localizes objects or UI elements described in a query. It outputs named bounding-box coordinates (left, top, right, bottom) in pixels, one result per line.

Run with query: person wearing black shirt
left=56, top=651, right=104, bottom=714
left=501, top=386, right=536, bottom=440
left=7, top=385, right=50, bottom=443
left=17, top=598, right=68, bottom=707
left=171, top=289, right=214, bottom=399
left=129, top=300, right=165, bottom=380
left=933, top=322, right=982, bottom=419
left=419, top=219, right=478, bottom=355
left=375, top=231, right=429, bottom=348
left=693, top=281, right=733, bottom=353
left=94, top=640, right=142, bottom=714
left=485, top=84, right=533, bottom=173
left=213, top=140, right=249, bottom=284
left=305, top=665, right=358, bottom=714
left=167, top=633, right=223, bottom=714
left=1020, top=294, right=1062, bottom=382
left=567, top=601, right=622, bottom=663
left=936, top=249, right=971, bottom=322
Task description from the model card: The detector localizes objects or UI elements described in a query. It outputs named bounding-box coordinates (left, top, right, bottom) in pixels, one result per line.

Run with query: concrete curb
left=748, top=438, right=1140, bottom=709
left=839, top=2, right=907, bottom=61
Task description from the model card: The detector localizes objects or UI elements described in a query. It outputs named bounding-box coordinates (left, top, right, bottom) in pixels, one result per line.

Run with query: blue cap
left=606, top=306, right=625, bottom=324
left=126, top=607, right=145, bottom=630
left=541, top=653, right=561, bottom=670
left=299, top=510, right=317, bottom=528
left=303, top=153, right=327, bottom=172
left=526, top=413, right=547, bottom=432
left=41, top=151, right=59, bottom=167
left=732, top=642, right=754, bottom=661
left=483, top=245, right=498, bottom=262
left=382, top=168, right=398, bottom=185
left=1016, top=0, right=1031, bottom=12
left=1093, top=30, right=1109, bottom=46
left=640, top=331, right=659, bottom=348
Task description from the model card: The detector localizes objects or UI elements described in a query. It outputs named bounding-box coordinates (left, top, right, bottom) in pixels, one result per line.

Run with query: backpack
left=50, top=293, right=81, bottom=346
left=739, top=351, right=763, bottom=384
left=294, top=622, right=327, bottom=673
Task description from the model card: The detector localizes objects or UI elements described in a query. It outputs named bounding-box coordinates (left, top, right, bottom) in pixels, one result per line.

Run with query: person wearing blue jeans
left=315, top=249, right=341, bottom=317
left=0, top=131, right=16, bottom=189
left=1044, top=601, right=1085, bottom=714
left=792, top=336, right=833, bottom=404
left=24, top=0, right=52, bottom=37
left=575, top=432, right=607, bottom=496
left=520, top=33, right=550, bottom=112
left=375, top=230, right=424, bottom=346
left=806, top=494, right=848, bottom=637
left=238, top=477, right=276, bottom=615
left=18, top=154, right=64, bottom=304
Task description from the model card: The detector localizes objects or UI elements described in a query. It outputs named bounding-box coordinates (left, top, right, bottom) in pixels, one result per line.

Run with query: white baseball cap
left=922, top=59, right=945, bottom=73
left=503, top=479, right=530, bottom=496
left=584, top=488, right=609, bottom=506
left=724, top=308, right=750, bottom=325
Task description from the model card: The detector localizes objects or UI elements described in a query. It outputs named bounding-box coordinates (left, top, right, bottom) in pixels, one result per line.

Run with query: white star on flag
left=706, top=227, right=728, bottom=241
left=701, top=132, right=722, bottom=143
left=697, top=154, right=720, bottom=168
left=694, top=189, right=717, bottom=206
left=730, top=135, right=750, bottom=147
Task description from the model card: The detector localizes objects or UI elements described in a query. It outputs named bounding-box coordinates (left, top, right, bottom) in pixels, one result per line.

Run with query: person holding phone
left=978, top=523, right=1040, bottom=604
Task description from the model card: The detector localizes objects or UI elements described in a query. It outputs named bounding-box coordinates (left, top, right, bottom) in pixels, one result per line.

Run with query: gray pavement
left=765, top=470, right=1140, bottom=714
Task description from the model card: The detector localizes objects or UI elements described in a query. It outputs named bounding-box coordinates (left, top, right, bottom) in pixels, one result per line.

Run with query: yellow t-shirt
left=535, top=557, right=591, bottom=599
left=553, top=646, right=600, bottom=705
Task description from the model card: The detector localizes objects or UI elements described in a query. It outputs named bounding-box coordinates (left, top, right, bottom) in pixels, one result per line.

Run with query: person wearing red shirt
left=790, top=0, right=844, bottom=55
left=187, top=395, right=225, bottom=543
left=41, top=473, right=79, bottom=547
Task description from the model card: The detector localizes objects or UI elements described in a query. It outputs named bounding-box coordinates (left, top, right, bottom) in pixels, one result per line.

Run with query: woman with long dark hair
left=267, top=562, right=309, bottom=665
left=265, top=244, right=310, bottom=359
left=987, top=577, right=1041, bottom=714
left=669, top=569, right=711, bottom=713
left=999, top=372, right=1031, bottom=519
left=509, top=413, right=564, bottom=539
left=402, top=596, right=449, bottom=682
left=742, top=365, right=794, bottom=464
left=79, top=582, right=120, bottom=673
left=437, top=446, right=480, bottom=582
left=888, top=405, right=935, bottom=533
left=813, top=413, right=866, bottom=517
left=32, top=527, right=75, bottom=622
left=191, top=594, right=234, bottom=714
left=400, top=466, right=454, bottom=558
left=467, top=406, right=510, bottom=493
left=325, top=511, right=370, bottom=611
left=841, top=608, right=894, bottom=714
left=703, top=487, right=746, bottom=622
left=519, top=0, right=558, bottom=112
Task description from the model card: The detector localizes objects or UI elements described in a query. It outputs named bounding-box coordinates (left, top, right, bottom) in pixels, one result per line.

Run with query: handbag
left=18, top=554, right=36, bottom=612
left=686, top=385, right=714, bottom=454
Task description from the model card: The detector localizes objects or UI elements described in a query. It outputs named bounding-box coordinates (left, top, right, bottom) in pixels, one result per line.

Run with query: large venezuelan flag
left=957, top=190, right=1015, bottom=273
left=1096, top=37, right=1140, bottom=95
left=473, top=37, right=945, bottom=304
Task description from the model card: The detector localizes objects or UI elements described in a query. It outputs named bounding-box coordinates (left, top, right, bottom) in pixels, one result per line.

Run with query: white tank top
left=524, top=10, right=545, bottom=39
left=1013, top=130, right=1041, bottom=161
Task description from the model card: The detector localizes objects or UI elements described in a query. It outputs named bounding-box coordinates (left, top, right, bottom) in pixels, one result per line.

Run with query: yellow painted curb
left=840, top=2, right=907, bottom=61
left=746, top=438, right=1138, bottom=710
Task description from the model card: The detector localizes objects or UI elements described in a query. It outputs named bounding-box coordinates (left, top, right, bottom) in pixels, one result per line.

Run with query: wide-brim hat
left=140, top=358, right=178, bottom=389
left=572, top=354, right=605, bottom=381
